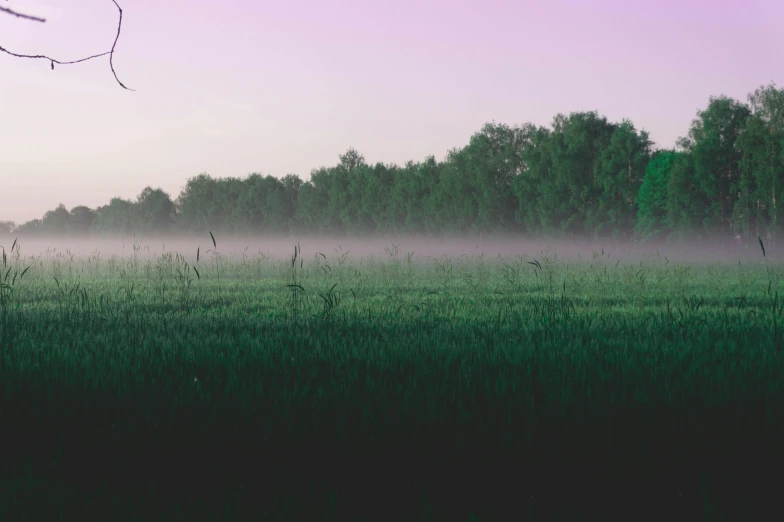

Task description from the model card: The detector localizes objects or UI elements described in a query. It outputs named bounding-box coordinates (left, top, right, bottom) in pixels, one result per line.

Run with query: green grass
left=1, top=237, right=784, bottom=521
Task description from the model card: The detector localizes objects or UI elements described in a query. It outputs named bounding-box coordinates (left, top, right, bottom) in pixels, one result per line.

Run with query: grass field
left=1, top=236, right=783, bottom=521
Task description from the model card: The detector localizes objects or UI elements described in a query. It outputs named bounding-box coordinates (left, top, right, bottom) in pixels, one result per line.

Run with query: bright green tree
left=636, top=150, right=679, bottom=240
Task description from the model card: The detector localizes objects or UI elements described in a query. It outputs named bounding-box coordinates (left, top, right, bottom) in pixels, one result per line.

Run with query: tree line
left=3, top=83, right=783, bottom=244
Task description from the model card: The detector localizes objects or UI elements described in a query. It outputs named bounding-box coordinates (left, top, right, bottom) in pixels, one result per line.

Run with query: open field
left=2, top=235, right=784, bottom=521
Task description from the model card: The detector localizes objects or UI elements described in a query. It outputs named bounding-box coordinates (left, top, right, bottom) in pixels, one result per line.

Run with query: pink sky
left=1, top=0, right=782, bottom=224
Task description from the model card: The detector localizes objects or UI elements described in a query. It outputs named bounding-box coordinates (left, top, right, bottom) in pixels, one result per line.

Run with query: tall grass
left=1, top=236, right=783, bottom=521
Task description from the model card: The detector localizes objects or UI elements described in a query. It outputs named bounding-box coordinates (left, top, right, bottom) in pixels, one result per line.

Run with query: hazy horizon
left=0, top=233, right=775, bottom=265
left=2, top=0, right=783, bottom=224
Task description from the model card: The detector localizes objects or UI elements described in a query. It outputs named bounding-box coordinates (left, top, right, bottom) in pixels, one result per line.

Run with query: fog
left=0, top=234, right=778, bottom=265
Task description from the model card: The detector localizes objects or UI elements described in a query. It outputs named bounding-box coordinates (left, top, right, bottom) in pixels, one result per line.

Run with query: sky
left=1, top=0, right=783, bottom=224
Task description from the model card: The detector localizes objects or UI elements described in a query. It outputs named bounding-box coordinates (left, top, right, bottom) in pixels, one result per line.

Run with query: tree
left=735, top=110, right=769, bottom=240
left=430, top=147, right=478, bottom=235
left=386, top=158, right=440, bottom=236
left=512, top=123, right=551, bottom=235
left=0, top=221, right=15, bottom=237
left=176, top=174, right=220, bottom=233
left=1, top=0, right=132, bottom=90
left=665, top=152, right=702, bottom=240
left=736, top=83, right=784, bottom=242
left=92, top=197, right=135, bottom=236
left=135, top=187, right=176, bottom=234
left=15, top=219, right=42, bottom=237
left=459, top=122, right=523, bottom=235
left=40, top=204, right=70, bottom=235
left=636, top=150, right=679, bottom=240
left=281, top=174, right=303, bottom=232
left=680, top=95, right=750, bottom=237
left=67, top=206, right=96, bottom=236
left=539, top=112, right=617, bottom=236
left=331, top=148, right=367, bottom=235
left=593, top=120, right=652, bottom=238
left=233, top=174, right=290, bottom=234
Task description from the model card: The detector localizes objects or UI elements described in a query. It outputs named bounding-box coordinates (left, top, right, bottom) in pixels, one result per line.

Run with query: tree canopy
left=7, top=84, right=784, bottom=245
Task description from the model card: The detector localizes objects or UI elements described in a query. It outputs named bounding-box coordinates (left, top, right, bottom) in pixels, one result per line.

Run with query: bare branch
left=108, top=0, right=131, bottom=90
left=0, top=0, right=133, bottom=90
left=0, top=5, right=46, bottom=22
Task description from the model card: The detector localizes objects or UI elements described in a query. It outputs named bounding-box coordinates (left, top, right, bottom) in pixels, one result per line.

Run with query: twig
left=0, top=0, right=133, bottom=90
left=107, top=0, right=130, bottom=90
left=0, top=5, right=46, bottom=23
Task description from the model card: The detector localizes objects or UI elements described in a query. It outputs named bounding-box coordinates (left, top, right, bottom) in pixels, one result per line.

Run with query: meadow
left=1, top=235, right=783, bottom=521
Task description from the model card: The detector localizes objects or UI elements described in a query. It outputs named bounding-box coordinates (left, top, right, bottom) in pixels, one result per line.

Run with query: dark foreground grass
left=1, top=240, right=784, bottom=521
